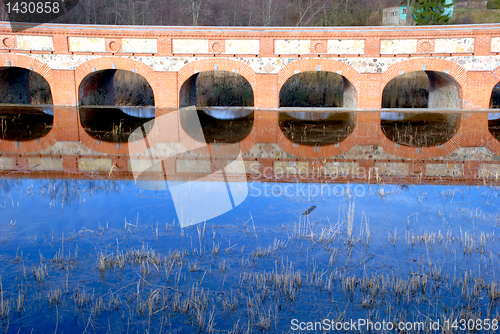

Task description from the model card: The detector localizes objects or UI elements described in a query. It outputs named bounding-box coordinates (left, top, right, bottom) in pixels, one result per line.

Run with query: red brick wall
left=1, top=23, right=500, bottom=159
left=0, top=23, right=499, bottom=110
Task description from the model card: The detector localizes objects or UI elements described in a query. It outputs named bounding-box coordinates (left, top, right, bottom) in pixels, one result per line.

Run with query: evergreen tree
left=413, top=0, right=453, bottom=25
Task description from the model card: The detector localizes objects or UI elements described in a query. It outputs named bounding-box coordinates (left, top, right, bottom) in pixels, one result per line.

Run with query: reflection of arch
left=485, top=132, right=500, bottom=157
left=485, top=107, right=500, bottom=156
left=180, top=109, right=254, bottom=143
left=381, top=112, right=460, bottom=148
left=277, top=59, right=360, bottom=108
left=379, top=115, right=463, bottom=159
left=381, top=59, right=466, bottom=109
left=277, top=113, right=358, bottom=158
left=75, top=57, right=157, bottom=105
left=78, top=127, right=132, bottom=155
left=0, top=135, right=56, bottom=154
left=177, top=59, right=257, bottom=107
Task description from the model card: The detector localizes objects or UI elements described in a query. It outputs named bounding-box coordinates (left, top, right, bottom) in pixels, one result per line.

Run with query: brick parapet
left=0, top=22, right=499, bottom=57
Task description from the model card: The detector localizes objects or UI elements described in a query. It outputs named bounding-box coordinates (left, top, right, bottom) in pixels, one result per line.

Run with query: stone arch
left=379, top=121, right=463, bottom=159
left=75, top=57, right=157, bottom=105
left=177, top=59, right=257, bottom=107
left=0, top=54, right=53, bottom=85
left=177, top=58, right=257, bottom=92
left=485, top=69, right=500, bottom=149
left=0, top=133, right=56, bottom=154
left=486, top=66, right=500, bottom=108
left=277, top=115, right=359, bottom=158
left=0, top=55, right=56, bottom=152
left=381, top=58, right=466, bottom=109
left=277, top=59, right=360, bottom=108
left=0, top=54, right=54, bottom=104
left=490, top=65, right=500, bottom=89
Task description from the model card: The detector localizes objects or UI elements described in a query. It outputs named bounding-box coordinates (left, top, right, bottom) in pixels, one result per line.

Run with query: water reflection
left=0, top=105, right=53, bottom=141
left=0, top=105, right=498, bottom=188
left=279, top=111, right=355, bottom=146
left=180, top=107, right=254, bottom=143
left=0, top=101, right=499, bottom=333
left=381, top=112, right=460, bottom=147
left=79, top=106, right=155, bottom=143
left=488, top=113, right=500, bottom=140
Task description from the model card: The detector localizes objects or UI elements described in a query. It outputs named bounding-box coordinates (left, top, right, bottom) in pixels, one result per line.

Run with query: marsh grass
left=279, top=72, right=344, bottom=107
left=381, top=113, right=461, bottom=148
left=112, top=70, right=154, bottom=106
left=382, top=72, right=429, bottom=108
left=28, top=71, right=53, bottom=105
left=190, top=109, right=254, bottom=144
left=79, top=107, right=154, bottom=143
left=0, top=106, right=53, bottom=141
left=196, top=71, right=254, bottom=107
left=279, top=112, right=355, bottom=146
left=0, top=181, right=499, bottom=332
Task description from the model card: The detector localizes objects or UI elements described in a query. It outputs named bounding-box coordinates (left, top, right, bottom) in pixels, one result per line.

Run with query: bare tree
left=262, top=0, right=276, bottom=26
left=406, top=0, right=414, bottom=25
left=184, top=0, right=203, bottom=25
left=288, top=0, right=330, bottom=26
left=48, top=0, right=391, bottom=26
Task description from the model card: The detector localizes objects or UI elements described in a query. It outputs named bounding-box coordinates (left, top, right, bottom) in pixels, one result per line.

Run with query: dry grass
left=113, top=70, right=154, bottom=106
left=279, top=71, right=344, bottom=107
left=29, top=71, right=53, bottom=105
left=0, top=182, right=499, bottom=332
left=196, top=71, right=254, bottom=107
left=382, top=71, right=429, bottom=108
left=279, top=112, right=355, bottom=146
left=381, top=113, right=461, bottom=148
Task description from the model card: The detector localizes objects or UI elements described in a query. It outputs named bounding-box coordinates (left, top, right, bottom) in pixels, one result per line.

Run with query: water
left=0, top=105, right=53, bottom=141
left=0, top=179, right=499, bottom=332
left=0, top=105, right=499, bottom=333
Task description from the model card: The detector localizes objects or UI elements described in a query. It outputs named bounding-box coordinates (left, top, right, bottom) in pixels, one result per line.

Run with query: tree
left=319, top=0, right=371, bottom=26
left=402, top=0, right=414, bottom=25
left=184, top=0, right=203, bottom=25
left=262, top=0, right=276, bottom=26
left=413, top=0, right=453, bottom=25
left=487, top=0, right=500, bottom=9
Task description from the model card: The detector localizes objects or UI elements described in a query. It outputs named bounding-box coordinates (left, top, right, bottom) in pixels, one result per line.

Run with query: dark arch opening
left=79, top=69, right=154, bottom=106
left=0, top=67, right=53, bottom=141
left=488, top=113, right=500, bottom=140
left=0, top=67, right=52, bottom=105
left=179, top=71, right=254, bottom=144
left=279, top=112, right=355, bottom=146
left=78, top=70, right=155, bottom=143
left=0, top=105, right=53, bottom=141
left=490, top=82, right=500, bottom=108
left=381, top=112, right=461, bottom=148
left=180, top=71, right=254, bottom=108
left=382, top=71, right=462, bottom=109
left=486, top=84, right=500, bottom=139
left=279, top=71, right=356, bottom=108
